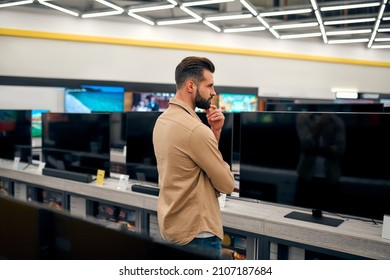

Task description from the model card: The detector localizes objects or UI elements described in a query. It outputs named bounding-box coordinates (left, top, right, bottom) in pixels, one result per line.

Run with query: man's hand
left=206, top=105, right=224, bottom=142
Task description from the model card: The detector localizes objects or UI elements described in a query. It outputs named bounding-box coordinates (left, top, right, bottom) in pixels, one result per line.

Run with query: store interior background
left=1, top=2, right=390, bottom=112
left=1, top=1, right=390, bottom=260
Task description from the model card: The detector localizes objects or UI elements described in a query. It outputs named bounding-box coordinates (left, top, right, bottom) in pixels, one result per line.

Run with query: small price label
left=37, top=162, right=46, bottom=174
left=117, top=174, right=129, bottom=190
left=12, top=156, right=21, bottom=170
left=96, top=169, right=105, bottom=186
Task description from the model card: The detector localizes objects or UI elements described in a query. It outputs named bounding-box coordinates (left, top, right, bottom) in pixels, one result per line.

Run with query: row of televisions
left=64, top=85, right=259, bottom=113
left=1, top=102, right=390, bottom=224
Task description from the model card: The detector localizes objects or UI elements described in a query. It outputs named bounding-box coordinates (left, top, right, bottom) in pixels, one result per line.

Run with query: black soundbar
left=42, top=168, right=93, bottom=183
left=131, top=184, right=160, bottom=196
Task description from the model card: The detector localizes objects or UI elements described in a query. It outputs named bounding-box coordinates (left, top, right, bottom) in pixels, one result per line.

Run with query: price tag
left=96, top=169, right=105, bottom=186
left=383, top=215, right=390, bottom=240
left=117, top=174, right=129, bottom=190
left=12, top=156, right=21, bottom=170
left=37, top=162, right=46, bottom=174
left=218, top=193, right=227, bottom=208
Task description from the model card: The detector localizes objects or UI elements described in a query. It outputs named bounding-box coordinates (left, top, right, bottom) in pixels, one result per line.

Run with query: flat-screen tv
left=196, top=112, right=234, bottom=170
left=218, top=93, right=258, bottom=112
left=266, top=102, right=384, bottom=112
left=132, top=92, right=175, bottom=112
left=0, top=110, right=32, bottom=162
left=42, top=113, right=111, bottom=177
left=239, top=112, right=390, bottom=224
left=125, top=112, right=162, bottom=183
left=64, top=85, right=124, bottom=113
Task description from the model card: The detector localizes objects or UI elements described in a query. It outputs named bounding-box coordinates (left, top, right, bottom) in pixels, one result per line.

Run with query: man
left=152, top=56, right=235, bottom=258
left=147, top=96, right=159, bottom=111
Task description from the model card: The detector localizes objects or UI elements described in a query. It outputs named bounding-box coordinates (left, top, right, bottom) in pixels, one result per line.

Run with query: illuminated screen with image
left=32, top=109, right=49, bottom=138
left=218, top=93, right=258, bottom=112
left=65, top=85, right=124, bottom=113
left=132, top=92, right=175, bottom=112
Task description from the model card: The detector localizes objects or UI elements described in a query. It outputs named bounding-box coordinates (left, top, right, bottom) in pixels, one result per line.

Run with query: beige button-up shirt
left=153, top=98, right=235, bottom=245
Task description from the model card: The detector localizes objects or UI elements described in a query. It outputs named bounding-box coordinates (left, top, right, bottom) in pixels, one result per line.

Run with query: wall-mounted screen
left=64, top=85, right=124, bottom=113
left=125, top=112, right=162, bottom=183
left=131, top=92, right=175, bottom=112
left=42, top=113, right=111, bottom=177
left=239, top=111, right=390, bottom=222
left=0, top=110, right=32, bottom=162
left=218, top=93, right=258, bottom=112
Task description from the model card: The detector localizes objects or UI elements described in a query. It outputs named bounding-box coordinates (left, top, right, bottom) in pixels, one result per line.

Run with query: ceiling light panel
left=0, top=0, right=389, bottom=49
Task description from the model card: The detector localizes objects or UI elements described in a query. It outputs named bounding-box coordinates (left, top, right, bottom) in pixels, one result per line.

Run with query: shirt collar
left=169, top=98, right=201, bottom=121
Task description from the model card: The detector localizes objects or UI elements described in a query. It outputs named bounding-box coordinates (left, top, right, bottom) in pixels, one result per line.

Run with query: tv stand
left=284, top=211, right=344, bottom=227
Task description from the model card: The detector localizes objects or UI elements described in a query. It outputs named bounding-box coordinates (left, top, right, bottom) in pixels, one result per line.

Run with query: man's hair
left=175, top=56, right=215, bottom=89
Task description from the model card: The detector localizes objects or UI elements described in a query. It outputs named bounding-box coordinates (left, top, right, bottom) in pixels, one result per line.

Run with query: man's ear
left=185, top=80, right=196, bottom=94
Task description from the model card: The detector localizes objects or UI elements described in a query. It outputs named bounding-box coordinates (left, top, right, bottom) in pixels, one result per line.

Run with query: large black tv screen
left=42, top=113, right=111, bottom=177
left=196, top=112, right=234, bottom=170
left=125, top=112, right=162, bottom=183
left=239, top=111, right=390, bottom=221
left=0, top=110, right=32, bottom=162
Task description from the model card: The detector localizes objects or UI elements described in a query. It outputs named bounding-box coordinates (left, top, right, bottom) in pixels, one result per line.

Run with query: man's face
left=194, top=70, right=216, bottom=110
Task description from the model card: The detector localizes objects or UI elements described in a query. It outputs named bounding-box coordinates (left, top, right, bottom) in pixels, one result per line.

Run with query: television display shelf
left=1, top=161, right=390, bottom=260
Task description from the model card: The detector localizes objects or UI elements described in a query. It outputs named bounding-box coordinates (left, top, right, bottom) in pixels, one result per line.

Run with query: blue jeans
left=182, top=236, right=222, bottom=259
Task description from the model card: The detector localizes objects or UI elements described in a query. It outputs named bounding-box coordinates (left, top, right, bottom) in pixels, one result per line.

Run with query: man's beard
left=195, top=90, right=212, bottom=109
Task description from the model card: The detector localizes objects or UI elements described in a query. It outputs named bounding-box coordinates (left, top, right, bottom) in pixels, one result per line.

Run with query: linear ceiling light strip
left=81, top=0, right=124, bottom=18
left=182, top=0, right=234, bottom=7
left=368, top=0, right=388, bottom=48
left=38, top=0, right=79, bottom=17
left=0, top=0, right=33, bottom=8
left=127, top=11, right=155, bottom=25
left=202, top=20, right=221, bottom=32
left=223, top=26, right=266, bottom=33
left=128, top=4, right=175, bottom=13
left=280, top=32, right=322, bottom=39
left=260, top=8, right=312, bottom=17
left=310, top=0, right=327, bottom=44
left=180, top=6, right=202, bottom=21
left=320, top=2, right=381, bottom=12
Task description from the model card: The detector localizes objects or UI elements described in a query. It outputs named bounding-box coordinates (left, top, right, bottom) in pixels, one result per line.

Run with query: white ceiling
left=1, top=0, right=389, bottom=49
